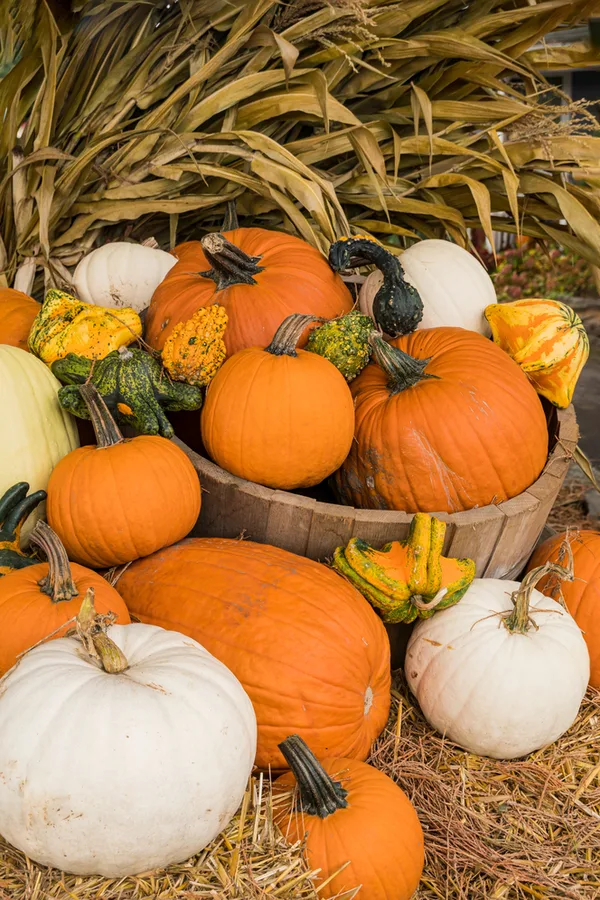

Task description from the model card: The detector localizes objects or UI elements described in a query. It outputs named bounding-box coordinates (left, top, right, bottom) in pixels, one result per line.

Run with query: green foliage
left=492, top=245, right=598, bottom=303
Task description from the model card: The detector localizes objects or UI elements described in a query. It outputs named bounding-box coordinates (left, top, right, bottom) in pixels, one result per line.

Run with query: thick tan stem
left=29, top=520, right=78, bottom=603
left=79, top=383, right=125, bottom=449
left=266, top=314, right=325, bottom=357
left=76, top=588, right=128, bottom=674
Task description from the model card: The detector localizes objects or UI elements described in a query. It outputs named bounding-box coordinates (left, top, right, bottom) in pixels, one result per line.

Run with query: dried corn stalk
left=1, top=0, right=600, bottom=292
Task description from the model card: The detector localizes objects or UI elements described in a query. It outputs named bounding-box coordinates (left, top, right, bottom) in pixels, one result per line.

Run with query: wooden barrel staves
left=176, top=404, right=577, bottom=581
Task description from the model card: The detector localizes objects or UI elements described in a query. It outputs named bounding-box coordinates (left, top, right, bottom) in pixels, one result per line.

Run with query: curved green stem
left=369, top=333, right=436, bottom=393
left=76, top=588, right=128, bottom=674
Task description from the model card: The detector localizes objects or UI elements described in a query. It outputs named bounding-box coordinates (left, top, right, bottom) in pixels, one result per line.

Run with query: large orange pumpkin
left=145, top=228, right=353, bottom=356
left=0, top=288, right=40, bottom=351
left=201, top=314, right=355, bottom=490
left=0, top=520, right=129, bottom=674
left=334, top=328, right=548, bottom=514
left=114, top=537, right=391, bottom=770
left=528, top=530, right=600, bottom=688
left=47, top=384, right=201, bottom=567
left=275, top=735, right=424, bottom=900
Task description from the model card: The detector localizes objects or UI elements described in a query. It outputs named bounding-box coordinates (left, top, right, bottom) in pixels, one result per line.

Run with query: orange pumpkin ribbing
left=528, top=530, right=600, bottom=688
left=115, top=537, right=391, bottom=770
left=145, top=228, right=353, bottom=356
left=334, top=327, right=548, bottom=514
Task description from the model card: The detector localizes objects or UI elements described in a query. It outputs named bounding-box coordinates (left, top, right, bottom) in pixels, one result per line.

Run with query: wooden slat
left=484, top=491, right=543, bottom=579
left=305, top=502, right=357, bottom=561
left=445, top=505, right=506, bottom=576
left=264, top=491, right=315, bottom=556
left=351, top=509, right=411, bottom=547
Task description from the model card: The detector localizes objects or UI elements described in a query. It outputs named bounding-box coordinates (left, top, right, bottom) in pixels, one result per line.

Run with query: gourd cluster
left=0, top=227, right=596, bottom=900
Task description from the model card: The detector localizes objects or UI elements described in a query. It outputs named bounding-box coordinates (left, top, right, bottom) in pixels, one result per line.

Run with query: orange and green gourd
left=0, top=483, right=47, bottom=576
left=28, top=289, right=142, bottom=365
left=484, top=298, right=589, bottom=408
left=333, top=513, right=475, bottom=623
left=161, top=304, right=228, bottom=387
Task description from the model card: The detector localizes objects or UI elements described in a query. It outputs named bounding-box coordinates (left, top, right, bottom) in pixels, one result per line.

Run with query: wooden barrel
left=176, top=404, right=577, bottom=580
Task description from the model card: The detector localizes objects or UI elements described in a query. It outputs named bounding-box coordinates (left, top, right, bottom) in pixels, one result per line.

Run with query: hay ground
left=2, top=485, right=600, bottom=899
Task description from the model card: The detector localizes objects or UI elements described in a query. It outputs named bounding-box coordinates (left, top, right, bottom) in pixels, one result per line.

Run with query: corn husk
left=1, top=0, right=600, bottom=294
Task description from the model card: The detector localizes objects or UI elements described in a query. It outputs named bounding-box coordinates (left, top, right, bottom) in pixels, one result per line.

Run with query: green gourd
left=329, top=236, right=423, bottom=337
left=51, top=346, right=203, bottom=438
left=305, top=310, right=373, bottom=381
left=0, top=483, right=47, bottom=576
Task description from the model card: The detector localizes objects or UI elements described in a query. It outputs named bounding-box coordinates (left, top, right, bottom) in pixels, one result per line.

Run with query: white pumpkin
left=359, top=239, right=495, bottom=336
left=405, top=576, right=589, bottom=759
left=0, top=614, right=257, bottom=877
left=0, top=346, right=79, bottom=543
left=73, top=241, right=177, bottom=313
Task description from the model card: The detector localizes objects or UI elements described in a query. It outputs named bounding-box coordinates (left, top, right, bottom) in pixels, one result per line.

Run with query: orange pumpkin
left=47, top=384, right=201, bottom=568
left=528, top=530, right=600, bottom=688
left=334, top=328, right=548, bottom=514
left=0, top=520, right=130, bottom=675
left=201, top=314, right=355, bottom=490
left=0, top=288, right=40, bottom=351
left=145, top=228, right=352, bottom=357
left=114, top=537, right=391, bottom=770
left=275, top=736, right=424, bottom=900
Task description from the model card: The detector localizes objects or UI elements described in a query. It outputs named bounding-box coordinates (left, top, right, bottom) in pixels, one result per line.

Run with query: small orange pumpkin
left=201, top=313, right=355, bottom=490
left=275, top=735, right=424, bottom=900
left=0, top=288, right=40, bottom=351
left=528, top=530, right=600, bottom=688
left=47, top=384, right=201, bottom=567
left=0, top=520, right=130, bottom=675
left=145, top=228, right=353, bottom=357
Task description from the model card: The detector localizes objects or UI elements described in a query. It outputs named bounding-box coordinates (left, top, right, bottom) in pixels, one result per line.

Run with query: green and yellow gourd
left=28, top=290, right=142, bottom=365
left=305, top=310, right=373, bottom=381
left=0, top=483, right=47, bottom=576
left=161, top=305, right=228, bottom=387
left=51, top=347, right=203, bottom=438
left=333, top=513, right=475, bottom=623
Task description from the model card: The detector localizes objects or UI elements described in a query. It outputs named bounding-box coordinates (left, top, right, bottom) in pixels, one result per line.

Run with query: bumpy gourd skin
left=162, top=304, right=227, bottom=386
left=28, top=289, right=142, bottom=364
left=305, top=310, right=373, bottom=381
left=51, top=347, right=203, bottom=438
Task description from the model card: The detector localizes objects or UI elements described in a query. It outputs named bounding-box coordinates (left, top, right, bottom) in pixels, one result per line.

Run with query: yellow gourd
left=28, top=290, right=142, bottom=365
left=333, top=513, right=476, bottom=623
left=161, top=305, right=228, bottom=386
left=484, top=298, right=589, bottom=408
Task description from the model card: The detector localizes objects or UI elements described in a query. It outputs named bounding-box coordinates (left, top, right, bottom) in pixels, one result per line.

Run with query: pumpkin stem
left=278, top=735, right=348, bottom=817
left=200, top=232, right=263, bottom=290
left=29, top=520, right=79, bottom=603
left=266, top=314, right=325, bottom=357
left=503, top=542, right=575, bottom=634
left=76, top=587, right=128, bottom=674
left=328, top=237, right=423, bottom=336
left=79, top=383, right=125, bottom=449
left=370, top=333, right=437, bottom=393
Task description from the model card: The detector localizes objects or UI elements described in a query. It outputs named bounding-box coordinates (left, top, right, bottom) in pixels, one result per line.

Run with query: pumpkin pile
left=0, top=227, right=596, bottom=899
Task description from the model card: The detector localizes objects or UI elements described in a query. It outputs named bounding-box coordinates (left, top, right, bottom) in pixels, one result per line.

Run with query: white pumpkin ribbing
left=405, top=578, right=589, bottom=759
left=73, top=242, right=177, bottom=313
left=359, top=239, right=495, bottom=336
left=0, top=346, right=79, bottom=543
left=0, top=624, right=257, bottom=877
